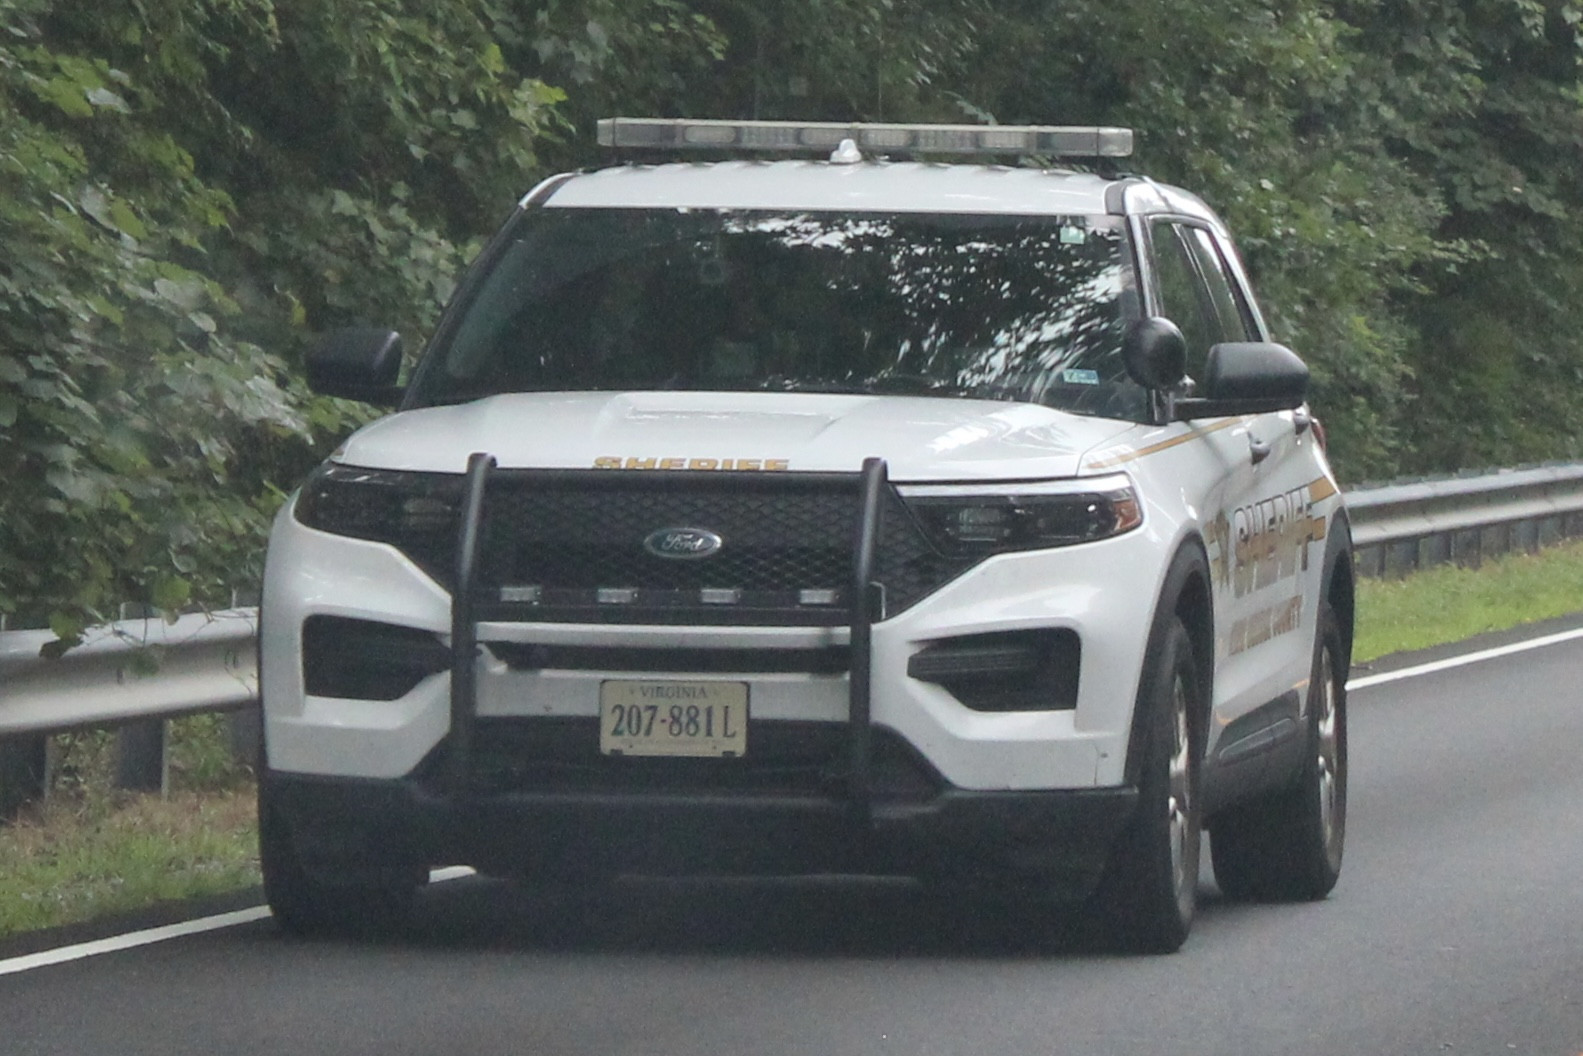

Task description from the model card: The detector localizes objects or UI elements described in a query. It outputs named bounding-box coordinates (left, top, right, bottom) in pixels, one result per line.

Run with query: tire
left=258, top=777, right=421, bottom=937
left=1211, top=602, right=1347, bottom=901
left=1092, top=616, right=1203, bottom=954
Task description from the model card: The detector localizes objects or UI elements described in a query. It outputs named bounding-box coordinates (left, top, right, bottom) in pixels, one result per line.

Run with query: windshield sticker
left=1059, top=225, right=1088, bottom=245
left=595, top=456, right=790, bottom=471
left=1062, top=368, right=1100, bottom=385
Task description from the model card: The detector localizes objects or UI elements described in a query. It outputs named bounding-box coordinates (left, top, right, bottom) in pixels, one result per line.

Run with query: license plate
left=599, top=680, right=748, bottom=758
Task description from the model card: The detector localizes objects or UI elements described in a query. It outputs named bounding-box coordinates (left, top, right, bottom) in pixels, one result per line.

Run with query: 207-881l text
left=606, top=700, right=741, bottom=740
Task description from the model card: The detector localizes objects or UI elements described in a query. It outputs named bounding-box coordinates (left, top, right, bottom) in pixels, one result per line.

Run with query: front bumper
left=265, top=768, right=1139, bottom=894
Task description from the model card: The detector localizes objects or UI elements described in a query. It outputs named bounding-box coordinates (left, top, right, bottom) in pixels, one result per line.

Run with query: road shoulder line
left=0, top=907, right=273, bottom=977
left=1348, top=624, right=1583, bottom=691
left=0, top=866, right=475, bottom=977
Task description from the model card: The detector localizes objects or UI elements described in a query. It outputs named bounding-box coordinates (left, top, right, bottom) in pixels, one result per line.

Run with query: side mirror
left=1174, top=342, right=1308, bottom=419
left=305, top=328, right=404, bottom=405
left=1122, top=317, right=1187, bottom=391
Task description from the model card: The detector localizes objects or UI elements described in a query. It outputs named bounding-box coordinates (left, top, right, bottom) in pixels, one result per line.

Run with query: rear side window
left=1181, top=226, right=1255, bottom=344
left=1149, top=221, right=1254, bottom=384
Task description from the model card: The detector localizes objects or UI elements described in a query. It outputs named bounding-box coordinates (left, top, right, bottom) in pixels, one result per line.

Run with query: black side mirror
left=1122, top=317, right=1187, bottom=390
left=1174, top=342, right=1308, bottom=419
left=305, top=328, right=404, bottom=405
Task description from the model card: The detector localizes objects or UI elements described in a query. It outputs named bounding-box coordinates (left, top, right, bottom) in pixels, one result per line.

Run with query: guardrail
left=0, top=609, right=257, bottom=735
left=4, top=462, right=1583, bottom=814
left=1346, top=463, right=1583, bottom=577
left=0, top=610, right=258, bottom=814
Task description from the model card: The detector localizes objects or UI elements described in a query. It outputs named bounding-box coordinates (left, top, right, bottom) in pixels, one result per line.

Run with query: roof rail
left=597, top=118, right=1133, bottom=159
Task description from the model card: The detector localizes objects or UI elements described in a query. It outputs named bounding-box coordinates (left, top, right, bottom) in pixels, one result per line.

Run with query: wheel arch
left=1323, top=509, right=1356, bottom=672
left=1123, top=537, right=1214, bottom=787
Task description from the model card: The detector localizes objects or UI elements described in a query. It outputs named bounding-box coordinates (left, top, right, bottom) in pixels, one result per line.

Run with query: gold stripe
left=1086, top=417, right=1248, bottom=470
left=1308, top=475, right=1338, bottom=503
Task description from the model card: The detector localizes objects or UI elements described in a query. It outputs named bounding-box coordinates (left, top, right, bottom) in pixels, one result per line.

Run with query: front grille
left=399, top=470, right=973, bottom=625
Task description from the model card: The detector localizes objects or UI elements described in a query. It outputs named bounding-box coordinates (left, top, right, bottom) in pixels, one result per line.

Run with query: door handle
left=1249, top=435, right=1272, bottom=464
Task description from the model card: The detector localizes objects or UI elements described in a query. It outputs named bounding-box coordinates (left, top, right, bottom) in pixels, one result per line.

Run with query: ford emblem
left=643, top=527, right=724, bottom=560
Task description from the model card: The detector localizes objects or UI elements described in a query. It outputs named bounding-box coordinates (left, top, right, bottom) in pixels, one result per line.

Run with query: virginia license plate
left=598, top=680, right=749, bottom=757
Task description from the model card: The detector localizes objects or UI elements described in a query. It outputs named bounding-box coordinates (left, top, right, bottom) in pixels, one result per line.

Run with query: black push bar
left=847, top=457, right=887, bottom=822
left=445, top=452, right=889, bottom=820
left=449, top=452, right=495, bottom=794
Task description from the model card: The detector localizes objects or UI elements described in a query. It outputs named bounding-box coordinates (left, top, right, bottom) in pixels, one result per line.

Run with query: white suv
left=259, top=119, right=1353, bottom=952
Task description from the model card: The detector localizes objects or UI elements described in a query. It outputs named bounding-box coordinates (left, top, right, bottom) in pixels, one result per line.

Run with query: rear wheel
left=259, top=776, right=422, bottom=936
left=1211, top=602, right=1347, bottom=901
left=1092, top=617, right=1202, bottom=953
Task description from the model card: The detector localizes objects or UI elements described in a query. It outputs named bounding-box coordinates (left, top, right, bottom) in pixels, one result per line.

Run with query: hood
left=333, top=391, right=1136, bottom=482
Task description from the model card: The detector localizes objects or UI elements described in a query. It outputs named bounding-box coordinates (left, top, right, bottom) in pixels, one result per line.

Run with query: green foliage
left=0, top=0, right=560, bottom=633
left=7, top=0, right=1583, bottom=630
left=1, top=0, right=296, bottom=632
left=1350, top=0, right=1583, bottom=473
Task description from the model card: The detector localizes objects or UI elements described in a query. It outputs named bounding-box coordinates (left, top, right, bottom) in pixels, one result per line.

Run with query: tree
left=0, top=0, right=561, bottom=635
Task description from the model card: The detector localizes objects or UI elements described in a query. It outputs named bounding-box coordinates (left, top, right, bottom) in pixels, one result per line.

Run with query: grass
left=0, top=787, right=259, bottom=937
left=0, top=714, right=261, bottom=939
left=1352, top=537, right=1583, bottom=663
left=4, top=537, right=1583, bottom=941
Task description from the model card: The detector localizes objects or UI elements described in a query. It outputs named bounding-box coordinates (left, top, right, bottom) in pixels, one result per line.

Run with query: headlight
left=898, top=474, right=1142, bottom=557
left=293, top=462, right=464, bottom=546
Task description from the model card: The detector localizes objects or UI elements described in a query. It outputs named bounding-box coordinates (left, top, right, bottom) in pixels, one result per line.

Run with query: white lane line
left=0, top=907, right=273, bottom=977
left=0, top=866, right=476, bottom=978
left=1348, top=625, right=1583, bottom=691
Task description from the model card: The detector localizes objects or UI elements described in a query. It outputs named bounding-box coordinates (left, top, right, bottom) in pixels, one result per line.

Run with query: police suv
left=259, top=119, right=1354, bottom=952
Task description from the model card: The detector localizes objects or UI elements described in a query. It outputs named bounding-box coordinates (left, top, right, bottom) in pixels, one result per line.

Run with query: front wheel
left=1091, top=617, right=1202, bottom=953
left=1211, top=602, right=1348, bottom=901
left=259, top=777, right=422, bottom=937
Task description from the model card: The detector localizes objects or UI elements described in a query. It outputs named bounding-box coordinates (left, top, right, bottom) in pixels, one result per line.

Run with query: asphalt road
left=3, top=630, right=1582, bottom=1056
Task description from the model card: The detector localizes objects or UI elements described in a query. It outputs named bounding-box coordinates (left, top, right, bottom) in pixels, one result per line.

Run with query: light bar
left=597, top=118, right=1133, bottom=159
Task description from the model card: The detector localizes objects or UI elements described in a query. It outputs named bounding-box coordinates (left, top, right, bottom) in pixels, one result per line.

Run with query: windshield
left=408, top=207, right=1143, bottom=418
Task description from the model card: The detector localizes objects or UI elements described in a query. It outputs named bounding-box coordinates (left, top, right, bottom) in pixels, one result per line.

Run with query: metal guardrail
left=0, top=609, right=257, bottom=736
left=3, top=463, right=1582, bottom=811
left=0, top=610, right=257, bottom=812
left=1347, top=463, right=1583, bottom=577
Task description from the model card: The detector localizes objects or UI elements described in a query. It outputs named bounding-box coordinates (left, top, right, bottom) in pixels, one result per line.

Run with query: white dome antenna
left=829, top=138, right=864, bottom=164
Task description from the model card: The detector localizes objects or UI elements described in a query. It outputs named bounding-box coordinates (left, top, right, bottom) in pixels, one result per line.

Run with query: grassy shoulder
left=1352, top=537, right=1583, bottom=663
left=0, top=714, right=262, bottom=939
left=0, top=787, right=259, bottom=937
left=5, top=538, right=1583, bottom=940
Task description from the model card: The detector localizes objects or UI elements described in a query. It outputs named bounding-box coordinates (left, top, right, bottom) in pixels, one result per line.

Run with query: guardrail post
left=0, top=734, right=48, bottom=818
left=227, top=706, right=261, bottom=769
left=114, top=720, right=167, bottom=795
left=1384, top=538, right=1419, bottom=577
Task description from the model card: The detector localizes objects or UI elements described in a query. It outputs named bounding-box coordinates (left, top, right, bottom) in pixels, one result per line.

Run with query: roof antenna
left=830, top=138, right=863, bottom=165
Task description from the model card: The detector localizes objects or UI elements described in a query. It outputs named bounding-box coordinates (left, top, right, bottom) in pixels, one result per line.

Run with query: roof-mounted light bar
left=597, top=118, right=1133, bottom=159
